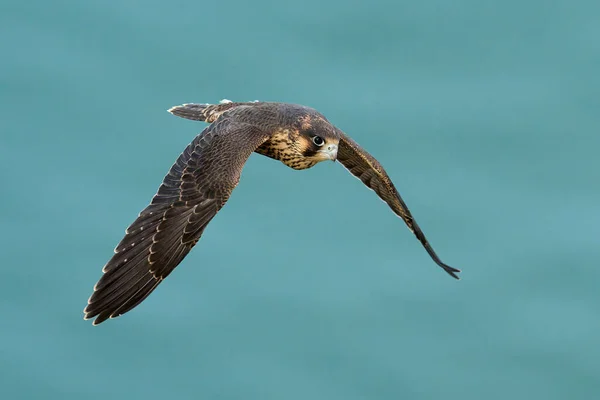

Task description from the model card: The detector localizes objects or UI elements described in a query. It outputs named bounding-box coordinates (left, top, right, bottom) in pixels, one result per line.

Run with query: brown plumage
left=84, top=100, right=459, bottom=325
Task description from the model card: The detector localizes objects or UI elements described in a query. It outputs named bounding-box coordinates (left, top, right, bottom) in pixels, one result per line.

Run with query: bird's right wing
left=336, top=130, right=460, bottom=279
left=84, top=117, right=271, bottom=325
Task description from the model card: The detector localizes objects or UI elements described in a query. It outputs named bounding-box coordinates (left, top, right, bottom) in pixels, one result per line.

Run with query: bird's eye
left=312, top=136, right=325, bottom=146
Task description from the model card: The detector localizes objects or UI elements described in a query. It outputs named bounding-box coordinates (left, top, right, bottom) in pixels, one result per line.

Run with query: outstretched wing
left=84, top=118, right=270, bottom=324
left=336, top=131, right=460, bottom=279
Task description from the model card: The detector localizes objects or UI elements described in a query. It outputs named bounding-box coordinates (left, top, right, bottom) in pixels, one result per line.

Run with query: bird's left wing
left=335, top=130, right=460, bottom=279
left=84, top=117, right=271, bottom=324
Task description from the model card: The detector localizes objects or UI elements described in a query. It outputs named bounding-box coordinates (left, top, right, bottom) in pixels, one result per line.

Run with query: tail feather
left=167, top=103, right=211, bottom=121
left=168, top=100, right=262, bottom=123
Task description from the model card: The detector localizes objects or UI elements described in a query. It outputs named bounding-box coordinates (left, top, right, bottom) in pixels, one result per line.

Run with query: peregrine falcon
left=84, top=100, right=460, bottom=325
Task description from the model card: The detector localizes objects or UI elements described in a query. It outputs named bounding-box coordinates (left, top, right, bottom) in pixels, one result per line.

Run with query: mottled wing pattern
left=336, top=131, right=460, bottom=279
left=84, top=118, right=271, bottom=324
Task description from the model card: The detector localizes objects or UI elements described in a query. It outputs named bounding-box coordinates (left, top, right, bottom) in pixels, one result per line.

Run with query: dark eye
left=312, top=136, right=325, bottom=146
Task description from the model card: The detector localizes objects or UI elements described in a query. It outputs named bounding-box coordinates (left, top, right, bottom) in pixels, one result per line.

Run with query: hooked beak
left=318, top=144, right=338, bottom=161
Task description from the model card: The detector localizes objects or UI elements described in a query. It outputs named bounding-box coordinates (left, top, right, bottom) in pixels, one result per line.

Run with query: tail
left=168, top=99, right=261, bottom=123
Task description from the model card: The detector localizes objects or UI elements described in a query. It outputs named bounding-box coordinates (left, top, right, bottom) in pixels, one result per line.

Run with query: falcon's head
left=251, top=104, right=341, bottom=170
left=288, top=111, right=341, bottom=169
left=297, top=128, right=339, bottom=161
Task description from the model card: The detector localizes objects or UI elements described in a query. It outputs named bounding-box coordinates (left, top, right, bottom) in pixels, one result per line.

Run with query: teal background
left=2, top=0, right=599, bottom=398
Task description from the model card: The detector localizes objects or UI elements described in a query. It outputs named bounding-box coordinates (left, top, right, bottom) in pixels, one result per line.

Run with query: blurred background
left=1, top=0, right=599, bottom=399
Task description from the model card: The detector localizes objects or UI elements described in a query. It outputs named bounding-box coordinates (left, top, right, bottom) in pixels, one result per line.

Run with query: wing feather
left=84, top=118, right=270, bottom=324
left=336, top=131, right=460, bottom=279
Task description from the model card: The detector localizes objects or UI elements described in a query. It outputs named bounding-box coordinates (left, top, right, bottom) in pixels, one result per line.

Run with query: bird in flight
left=84, top=100, right=460, bottom=325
